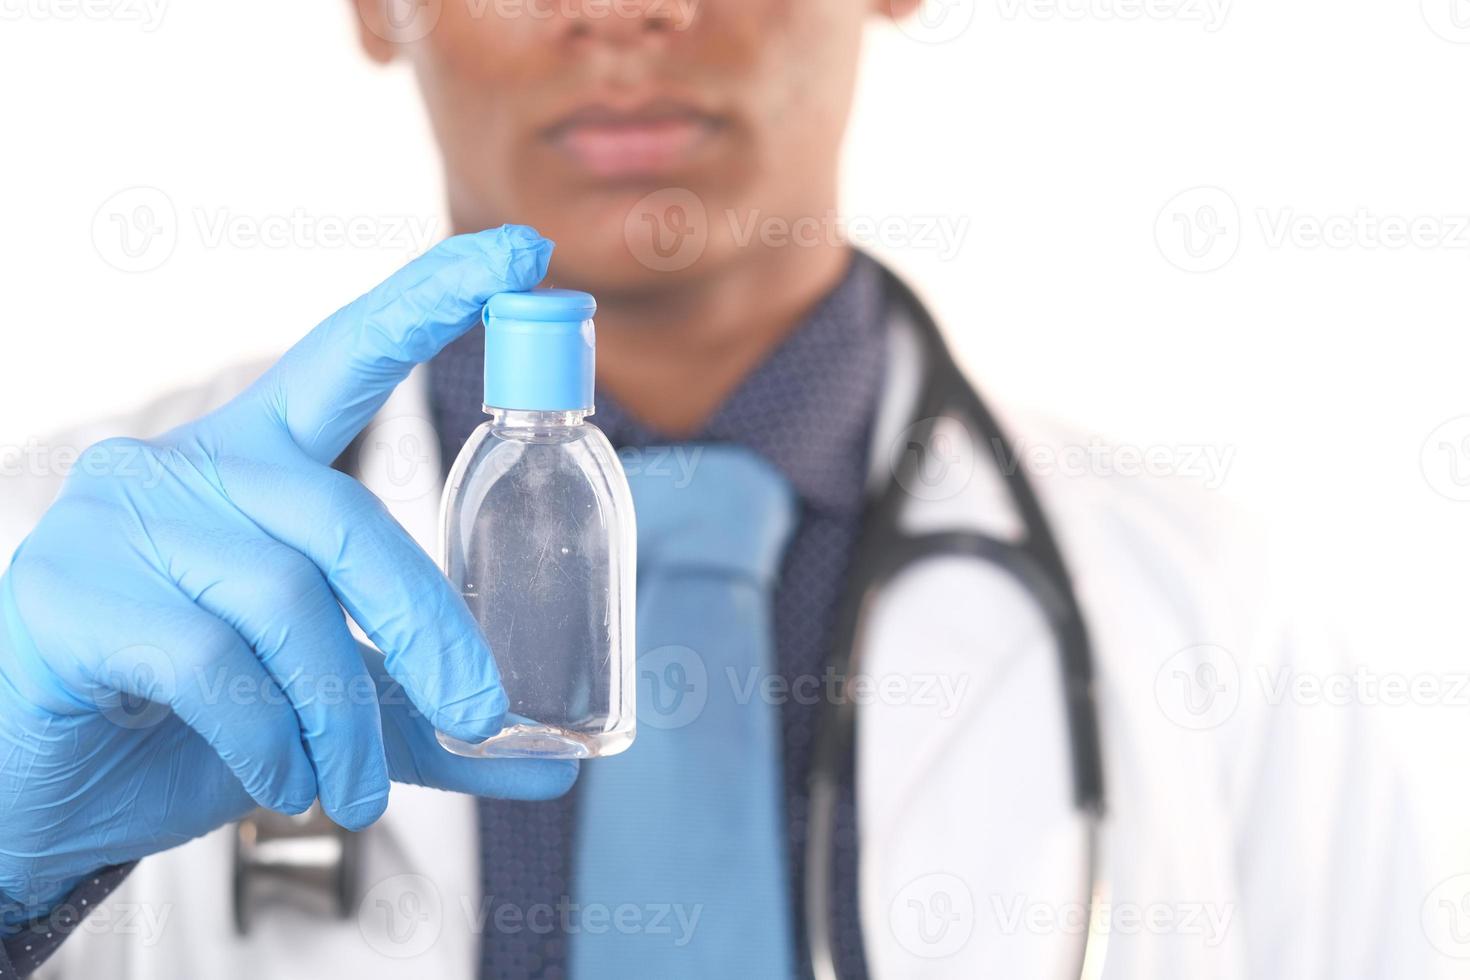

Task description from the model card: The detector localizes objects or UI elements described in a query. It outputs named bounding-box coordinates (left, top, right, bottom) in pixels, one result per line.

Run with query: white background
left=2, top=0, right=1467, bottom=936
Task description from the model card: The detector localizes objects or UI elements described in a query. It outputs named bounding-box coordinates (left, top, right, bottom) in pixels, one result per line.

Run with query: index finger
left=225, top=225, right=553, bottom=464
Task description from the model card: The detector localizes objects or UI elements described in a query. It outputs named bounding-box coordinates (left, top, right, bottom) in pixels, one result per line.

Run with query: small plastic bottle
left=437, top=288, right=636, bottom=759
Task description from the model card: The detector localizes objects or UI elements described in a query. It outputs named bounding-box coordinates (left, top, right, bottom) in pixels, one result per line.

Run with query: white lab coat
left=0, top=305, right=1439, bottom=979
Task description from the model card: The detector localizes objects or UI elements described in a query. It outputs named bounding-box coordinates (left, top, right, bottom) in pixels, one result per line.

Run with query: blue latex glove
left=0, top=226, right=577, bottom=922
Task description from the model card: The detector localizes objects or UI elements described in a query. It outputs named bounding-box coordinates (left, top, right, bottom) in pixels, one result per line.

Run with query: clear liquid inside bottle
left=436, top=408, right=636, bottom=759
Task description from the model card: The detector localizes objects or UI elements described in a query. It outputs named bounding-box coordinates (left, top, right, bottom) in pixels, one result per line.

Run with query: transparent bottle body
left=436, top=408, right=636, bottom=759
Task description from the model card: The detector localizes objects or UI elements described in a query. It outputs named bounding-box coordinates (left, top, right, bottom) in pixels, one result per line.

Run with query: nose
left=557, top=0, right=697, bottom=45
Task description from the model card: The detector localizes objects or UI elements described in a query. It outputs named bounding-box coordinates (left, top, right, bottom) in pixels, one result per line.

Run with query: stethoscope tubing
left=803, top=266, right=1108, bottom=980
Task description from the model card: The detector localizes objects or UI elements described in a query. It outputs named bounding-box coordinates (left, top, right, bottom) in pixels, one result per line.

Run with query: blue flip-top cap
left=482, top=288, right=597, bottom=412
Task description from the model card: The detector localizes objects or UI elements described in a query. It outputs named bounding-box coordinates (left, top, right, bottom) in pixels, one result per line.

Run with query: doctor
left=0, top=1, right=1433, bottom=978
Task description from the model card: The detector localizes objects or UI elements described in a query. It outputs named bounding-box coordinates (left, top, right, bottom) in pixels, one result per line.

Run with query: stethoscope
left=232, top=265, right=1110, bottom=979
left=802, top=266, right=1109, bottom=980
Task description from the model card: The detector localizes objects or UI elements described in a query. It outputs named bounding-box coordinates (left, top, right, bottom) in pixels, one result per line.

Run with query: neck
left=589, top=241, right=852, bottom=437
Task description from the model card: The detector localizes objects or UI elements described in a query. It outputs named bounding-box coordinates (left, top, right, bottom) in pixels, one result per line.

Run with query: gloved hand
left=0, top=226, right=578, bottom=922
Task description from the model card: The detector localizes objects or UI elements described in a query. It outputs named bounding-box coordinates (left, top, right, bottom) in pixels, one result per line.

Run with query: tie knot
left=627, top=445, right=797, bottom=586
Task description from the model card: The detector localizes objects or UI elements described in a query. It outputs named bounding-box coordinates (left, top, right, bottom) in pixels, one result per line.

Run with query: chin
left=502, top=182, right=742, bottom=295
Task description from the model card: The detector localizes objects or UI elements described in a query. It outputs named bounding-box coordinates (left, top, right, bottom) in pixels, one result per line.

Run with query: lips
left=543, top=101, right=723, bottom=180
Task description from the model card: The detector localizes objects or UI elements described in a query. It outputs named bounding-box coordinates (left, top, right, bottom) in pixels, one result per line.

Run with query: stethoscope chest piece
left=232, top=804, right=361, bottom=936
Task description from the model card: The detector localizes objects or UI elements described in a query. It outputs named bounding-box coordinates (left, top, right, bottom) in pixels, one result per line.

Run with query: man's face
left=356, top=0, right=898, bottom=294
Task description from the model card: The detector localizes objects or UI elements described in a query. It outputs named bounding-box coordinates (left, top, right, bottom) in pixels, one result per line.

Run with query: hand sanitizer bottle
left=437, top=288, right=636, bottom=759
